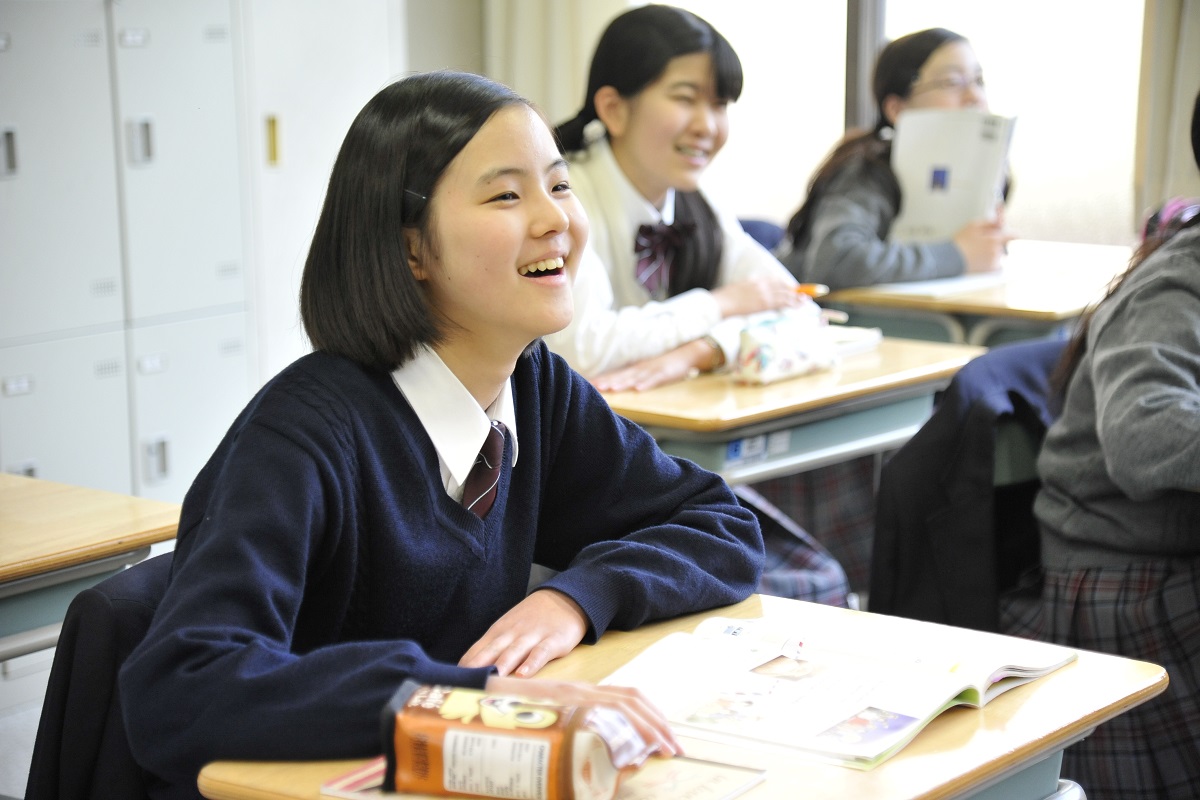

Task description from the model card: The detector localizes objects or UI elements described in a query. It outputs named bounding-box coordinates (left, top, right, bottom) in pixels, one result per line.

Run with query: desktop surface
left=197, top=595, right=1167, bottom=800
left=0, top=473, right=180, bottom=583
left=826, top=240, right=1132, bottom=323
left=600, top=337, right=984, bottom=434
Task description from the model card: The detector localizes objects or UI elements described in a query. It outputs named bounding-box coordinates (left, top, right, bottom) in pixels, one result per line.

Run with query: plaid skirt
left=733, top=484, right=850, bottom=608
left=749, top=454, right=880, bottom=593
left=999, top=558, right=1200, bottom=800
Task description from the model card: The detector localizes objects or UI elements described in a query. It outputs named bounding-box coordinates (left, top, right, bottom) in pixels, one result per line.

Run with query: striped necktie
left=634, top=222, right=684, bottom=299
left=462, top=420, right=506, bottom=518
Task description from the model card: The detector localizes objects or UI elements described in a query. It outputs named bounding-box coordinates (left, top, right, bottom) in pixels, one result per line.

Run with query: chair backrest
left=739, top=218, right=787, bottom=251
left=868, top=338, right=1066, bottom=631
left=25, top=552, right=173, bottom=800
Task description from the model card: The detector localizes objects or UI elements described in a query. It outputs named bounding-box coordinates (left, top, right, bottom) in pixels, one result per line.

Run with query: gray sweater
left=1036, top=225, right=1200, bottom=568
left=780, top=156, right=964, bottom=290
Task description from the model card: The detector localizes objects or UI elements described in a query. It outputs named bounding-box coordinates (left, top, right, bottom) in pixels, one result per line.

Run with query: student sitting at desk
left=999, top=89, right=1200, bottom=800
left=545, top=3, right=805, bottom=389
left=778, top=27, right=1013, bottom=290
left=543, top=3, right=857, bottom=604
left=118, top=71, right=765, bottom=799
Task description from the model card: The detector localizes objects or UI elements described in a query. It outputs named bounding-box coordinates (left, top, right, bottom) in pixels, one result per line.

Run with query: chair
left=868, top=338, right=1066, bottom=632
left=24, top=553, right=173, bottom=800
left=739, top=218, right=787, bottom=251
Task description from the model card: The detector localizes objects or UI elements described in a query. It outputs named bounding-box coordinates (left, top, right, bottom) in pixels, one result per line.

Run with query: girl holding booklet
left=118, top=70, right=766, bottom=797
left=543, top=2, right=860, bottom=605
left=999, top=88, right=1200, bottom=800
left=779, top=27, right=1014, bottom=290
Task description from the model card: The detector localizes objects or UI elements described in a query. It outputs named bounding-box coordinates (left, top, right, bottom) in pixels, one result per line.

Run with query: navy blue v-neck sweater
left=119, top=342, right=763, bottom=797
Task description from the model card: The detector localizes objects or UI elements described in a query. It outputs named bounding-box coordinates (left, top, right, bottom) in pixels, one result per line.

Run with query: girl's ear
left=593, top=85, right=629, bottom=138
left=404, top=228, right=427, bottom=281
left=882, top=94, right=906, bottom=127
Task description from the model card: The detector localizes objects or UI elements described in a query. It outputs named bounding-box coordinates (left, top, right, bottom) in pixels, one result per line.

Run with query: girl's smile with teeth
left=518, top=256, right=565, bottom=276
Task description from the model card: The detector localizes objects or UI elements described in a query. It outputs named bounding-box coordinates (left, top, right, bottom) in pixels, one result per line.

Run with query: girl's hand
left=592, top=339, right=716, bottom=392
left=954, top=217, right=1015, bottom=274
left=485, top=675, right=683, bottom=757
left=460, top=589, right=588, bottom=678
left=711, top=276, right=807, bottom=318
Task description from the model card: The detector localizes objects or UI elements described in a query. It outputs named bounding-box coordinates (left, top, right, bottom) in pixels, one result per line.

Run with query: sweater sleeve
left=118, top=396, right=493, bottom=789
left=788, top=160, right=965, bottom=290
left=526, top=346, right=765, bottom=637
left=1088, top=272, right=1200, bottom=500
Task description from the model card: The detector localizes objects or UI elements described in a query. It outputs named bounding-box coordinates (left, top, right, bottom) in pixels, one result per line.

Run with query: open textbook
left=889, top=107, right=1016, bottom=243
left=602, top=613, right=1076, bottom=770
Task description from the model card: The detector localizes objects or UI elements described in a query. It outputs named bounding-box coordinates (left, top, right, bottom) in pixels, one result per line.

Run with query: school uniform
left=779, top=153, right=965, bottom=290
left=544, top=136, right=796, bottom=376
left=543, top=136, right=868, bottom=598
left=1000, top=225, right=1200, bottom=799
left=119, top=342, right=763, bottom=799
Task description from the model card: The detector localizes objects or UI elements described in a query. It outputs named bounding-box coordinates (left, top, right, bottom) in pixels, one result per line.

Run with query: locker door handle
left=265, top=115, right=279, bottom=166
left=1, top=128, right=15, bottom=178
left=143, top=436, right=170, bottom=482
left=127, top=117, right=154, bottom=165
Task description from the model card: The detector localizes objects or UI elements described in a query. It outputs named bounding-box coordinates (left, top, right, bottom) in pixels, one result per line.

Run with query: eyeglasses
left=909, top=73, right=986, bottom=97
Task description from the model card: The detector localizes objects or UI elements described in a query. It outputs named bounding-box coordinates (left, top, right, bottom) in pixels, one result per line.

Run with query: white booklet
left=888, top=108, right=1016, bottom=243
left=603, top=614, right=1075, bottom=770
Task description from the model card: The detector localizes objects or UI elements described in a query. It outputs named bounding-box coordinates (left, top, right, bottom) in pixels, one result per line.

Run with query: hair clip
left=582, top=117, right=608, bottom=146
left=402, top=188, right=427, bottom=222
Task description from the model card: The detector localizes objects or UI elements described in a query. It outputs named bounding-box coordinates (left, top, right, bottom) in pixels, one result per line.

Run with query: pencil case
left=734, top=308, right=837, bottom=385
left=381, top=680, right=653, bottom=800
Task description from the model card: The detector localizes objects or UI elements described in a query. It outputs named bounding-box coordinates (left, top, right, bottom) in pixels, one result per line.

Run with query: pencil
left=795, top=283, right=830, bottom=298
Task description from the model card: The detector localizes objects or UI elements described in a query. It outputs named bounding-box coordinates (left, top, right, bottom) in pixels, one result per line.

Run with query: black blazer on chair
left=869, top=338, right=1065, bottom=631
left=25, top=552, right=172, bottom=800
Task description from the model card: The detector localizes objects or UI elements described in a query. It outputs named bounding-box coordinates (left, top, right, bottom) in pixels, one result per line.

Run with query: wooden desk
left=602, top=337, right=985, bottom=484
left=197, top=595, right=1167, bottom=800
left=825, top=240, right=1132, bottom=346
left=0, top=473, right=180, bottom=660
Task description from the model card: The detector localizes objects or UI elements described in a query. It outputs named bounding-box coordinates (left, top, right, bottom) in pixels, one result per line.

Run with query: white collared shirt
left=391, top=346, right=518, bottom=502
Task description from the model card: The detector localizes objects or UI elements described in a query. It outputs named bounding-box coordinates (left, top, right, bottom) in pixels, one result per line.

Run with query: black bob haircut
left=300, top=71, right=529, bottom=371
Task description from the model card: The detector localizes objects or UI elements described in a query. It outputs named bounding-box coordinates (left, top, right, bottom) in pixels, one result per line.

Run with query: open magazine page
left=888, top=108, right=1016, bottom=243
left=602, top=615, right=1075, bottom=769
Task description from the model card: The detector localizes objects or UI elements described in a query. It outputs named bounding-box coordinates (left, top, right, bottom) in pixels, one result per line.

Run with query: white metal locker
left=109, top=0, right=246, bottom=322
left=127, top=312, right=252, bottom=503
left=0, top=0, right=125, bottom=344
left=0, top=331, right=132, bottom=493
left=241, top=0, right=392, bottom=381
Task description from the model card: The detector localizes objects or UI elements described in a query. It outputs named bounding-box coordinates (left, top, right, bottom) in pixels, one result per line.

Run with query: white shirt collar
left=593, top=136, right=676, bottom=226
left=391, top=346, right=519, bottom=497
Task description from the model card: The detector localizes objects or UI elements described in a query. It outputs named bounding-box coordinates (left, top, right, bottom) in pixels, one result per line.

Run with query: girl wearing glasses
left=779, top=28, right=1014, bottom=290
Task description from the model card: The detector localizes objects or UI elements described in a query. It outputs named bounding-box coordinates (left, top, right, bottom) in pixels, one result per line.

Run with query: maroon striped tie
left=462, top=421, right=506, bottom=518
left=634, top=222, right=683, bottom=299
